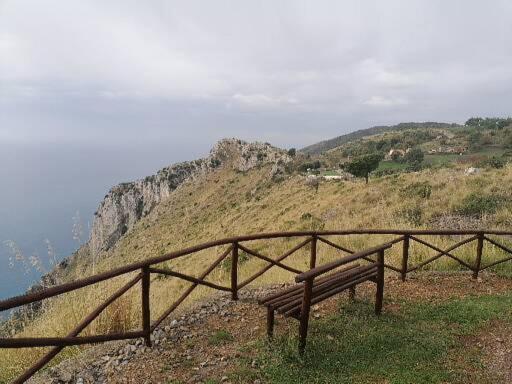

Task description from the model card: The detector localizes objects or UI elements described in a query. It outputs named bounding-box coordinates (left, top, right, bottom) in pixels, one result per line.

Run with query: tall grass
left=2, top=165, right=512, bottom=381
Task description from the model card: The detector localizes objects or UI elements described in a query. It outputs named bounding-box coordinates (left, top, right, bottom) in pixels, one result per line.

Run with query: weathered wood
left=11, top=273, right=142, bottom=384
left=317, top=236, right=354, bottom=254
left=6, top=228, right=512, bottom=381
left=407, top=235, right=478, bottom=272
left=239, top=238, right=311, bottom=289
left=298, top=278, right=313, bottom=354
left=267, top=306, right=275, bottom=338
left=296, top=243, right=392, bottom=282
left=473, top=233, right=484, bottom=279
left=1, top=331, right=145, bottom=348
left=401, top=235, right=410, bottom=282
left=142, top=266, right=151, bottom=347
left=151, top=245, right=232, bottom=331
left=483, top=235, right=512, bottom=255
left=149, top=267, right=231, bottom=292
left=310, top=235, right=318, bottom=269
left=238, top=244, right=302, bottom=274
left=2, top=230, right=499, bottom=311
left=284, top=272, right=378, bottom=317
left=278, top=268, right=379, bottom=315
left=261, top=265, right=367, bottom=307
left=375, top=250, right=385, bottom=315
left=231, top=242, right=239, bottom=300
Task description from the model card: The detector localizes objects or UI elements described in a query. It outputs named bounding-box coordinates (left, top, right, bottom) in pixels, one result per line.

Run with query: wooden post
left=473, top=233, right=484, bottom=279
left=298, top=277, right=314, bottom=354
left=310, top=235, right=317, bottom=269
left=401, top=235, right=410, bottom=282
left=231, top=242, right=239, bottom=300
left=375, top=249, right=385, bottom=315
left=141, top=266, right=151, bottom=347
left=266, top=307, right=275, bottom=339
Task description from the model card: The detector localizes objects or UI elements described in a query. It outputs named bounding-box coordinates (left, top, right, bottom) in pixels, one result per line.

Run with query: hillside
left=3, top=131, right=512, bottom=382
left=300, top=122, right=460, bottom=155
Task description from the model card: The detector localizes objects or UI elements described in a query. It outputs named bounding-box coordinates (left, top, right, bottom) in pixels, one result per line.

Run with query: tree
left=343, top=153, right=383, bottom=184
left=403, top=148, right=424, bottom=171
left=287, top=148, right=296, bottom=157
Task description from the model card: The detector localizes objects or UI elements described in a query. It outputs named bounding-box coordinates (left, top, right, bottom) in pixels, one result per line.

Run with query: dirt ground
left=99, top=272, right=512, bottom=384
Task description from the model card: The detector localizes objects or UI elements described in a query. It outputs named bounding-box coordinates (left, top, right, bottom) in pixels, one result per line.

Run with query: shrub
left=477, top=156, right=507, bottom=169
left=220, top=250, right=250, bottom=272
left=456, top=193, right=506, bottom=217
left=400, top=182, right=432, bottom=199
left=397, top=206, right=423, bottom=226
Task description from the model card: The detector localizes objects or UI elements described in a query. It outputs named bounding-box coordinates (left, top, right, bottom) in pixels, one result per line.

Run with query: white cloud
left=1, top=0, right=511, bottom=145
left=363, top=96, right=408, bottom=107
left=231, top=93, right=299, bottom=109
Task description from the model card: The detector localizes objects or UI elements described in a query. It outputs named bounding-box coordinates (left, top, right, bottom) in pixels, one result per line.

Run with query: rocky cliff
left=89, top=139, right=291, bottom=256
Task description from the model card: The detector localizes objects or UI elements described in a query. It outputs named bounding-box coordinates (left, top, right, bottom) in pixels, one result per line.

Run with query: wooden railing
left=1, top=229, right=512, bottom=383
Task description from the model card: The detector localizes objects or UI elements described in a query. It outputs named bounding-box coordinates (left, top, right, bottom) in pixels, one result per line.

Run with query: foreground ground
left=29, top=272, right=512, bottom=384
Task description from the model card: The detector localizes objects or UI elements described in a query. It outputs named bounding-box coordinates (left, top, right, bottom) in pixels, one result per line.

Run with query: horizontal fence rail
left=2, top=229, right=512, bottom=383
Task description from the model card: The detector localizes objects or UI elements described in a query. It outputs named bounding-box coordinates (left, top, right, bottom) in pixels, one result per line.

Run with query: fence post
left=141, top=266, right=151, bottom=347
left=473, top=233, right=484, bottom=279
left=375, top=249, right=385, bottom=315
left=231, top=242, right=239, bottom=300
left=309, top=235, right=317, bottom=269
left=401, top=235, right=410, bottom=282
left=298, top=277, right=314, bottom=354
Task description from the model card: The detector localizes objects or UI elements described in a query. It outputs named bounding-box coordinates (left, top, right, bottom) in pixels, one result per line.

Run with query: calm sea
left=0, top=141, right=202, bottom=302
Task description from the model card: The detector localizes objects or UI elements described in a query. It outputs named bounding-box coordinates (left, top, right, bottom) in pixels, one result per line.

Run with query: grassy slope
left=3, top=163, right=512, bottom=381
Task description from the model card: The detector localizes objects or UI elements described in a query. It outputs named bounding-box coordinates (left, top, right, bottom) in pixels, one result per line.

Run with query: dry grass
left=3, top=164, right=512, bottom=382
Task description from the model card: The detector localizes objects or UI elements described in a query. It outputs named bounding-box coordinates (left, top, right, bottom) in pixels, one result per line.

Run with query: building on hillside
left=386, top=148, right=406, bottom=160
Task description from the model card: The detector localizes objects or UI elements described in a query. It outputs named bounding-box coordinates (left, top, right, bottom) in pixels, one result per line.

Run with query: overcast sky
left=1, top=0, right=512, bottom=151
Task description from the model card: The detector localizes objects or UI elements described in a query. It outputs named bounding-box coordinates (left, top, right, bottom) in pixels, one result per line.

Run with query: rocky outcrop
left=89, top=139, right=291, bottom=256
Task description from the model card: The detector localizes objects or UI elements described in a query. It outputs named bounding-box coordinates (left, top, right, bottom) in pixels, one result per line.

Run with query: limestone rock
left=89, top=139, right=290, bottom=256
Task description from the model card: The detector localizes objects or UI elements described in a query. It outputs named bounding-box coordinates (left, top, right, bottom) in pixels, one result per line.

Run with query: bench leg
left=298, top=279, right=314, bottom=354
left=349, top=286, right=356, bottom=301
left=267, top=306, right=275, bottom=339
left=375, top=276, right=384, bottom=315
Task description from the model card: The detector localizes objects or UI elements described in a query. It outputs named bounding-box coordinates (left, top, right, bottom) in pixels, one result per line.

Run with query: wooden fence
left=1, top=229, right=512, bottom=383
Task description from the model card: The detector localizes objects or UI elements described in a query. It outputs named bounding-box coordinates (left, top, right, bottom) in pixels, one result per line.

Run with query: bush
left=397, top=206, right=423, bottom=226
left=456, top=193, right=506, bottom=217
left=400, top=182, right=432, bottom=199
left=220, top=250, right=250, bottom=272
left=477, top=156, right=507, bottom=169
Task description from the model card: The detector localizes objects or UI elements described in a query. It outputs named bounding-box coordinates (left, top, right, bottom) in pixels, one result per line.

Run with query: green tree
left=403, top=147, right=424, bottom=163
left=287, top=148, right=296, bottom=157
left=343, top=153, right=383, bottom=184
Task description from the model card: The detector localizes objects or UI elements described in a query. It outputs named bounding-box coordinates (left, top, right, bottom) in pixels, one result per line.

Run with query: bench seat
left=257, top=242, right=390, bottom=352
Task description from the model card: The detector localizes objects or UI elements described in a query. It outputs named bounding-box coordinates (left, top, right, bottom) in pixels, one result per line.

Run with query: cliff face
left=89, top=139, right=291, bottom=256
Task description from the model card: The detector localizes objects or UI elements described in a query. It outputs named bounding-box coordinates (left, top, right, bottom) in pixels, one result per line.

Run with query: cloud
left=231, top=93, right=299, bottom=109
left=1, top=0, right=512, bottom=148
left=363, top=96, right=408, bottom=107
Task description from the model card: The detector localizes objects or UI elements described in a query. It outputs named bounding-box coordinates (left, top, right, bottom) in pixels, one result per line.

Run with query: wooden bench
left=259, top=243, right=391, bottom=352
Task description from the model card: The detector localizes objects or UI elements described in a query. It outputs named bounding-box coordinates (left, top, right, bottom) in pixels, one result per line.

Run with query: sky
left=1, top=0, right=512, bottom=298
left=2, top=0, right=512, bottom=151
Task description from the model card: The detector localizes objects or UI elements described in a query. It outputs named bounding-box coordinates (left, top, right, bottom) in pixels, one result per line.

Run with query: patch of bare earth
left=32, top=273, right=512, bottom=384
left=452, top=320, right=512, bottom=384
